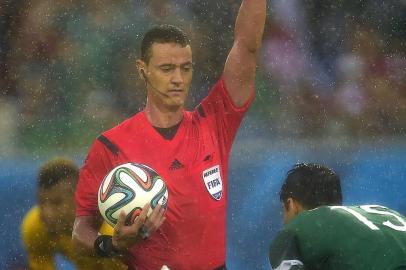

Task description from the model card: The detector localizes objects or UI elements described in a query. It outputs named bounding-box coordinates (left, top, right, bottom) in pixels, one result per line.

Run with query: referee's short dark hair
left=141, top=24, right=190, bottom=64
left=38, top=157, right=79, bottom=190
left=280, top=163, right=343, bottom=209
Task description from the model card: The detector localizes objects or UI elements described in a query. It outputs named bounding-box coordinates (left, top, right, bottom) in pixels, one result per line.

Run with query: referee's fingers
left=158, top=216, right=166, bottom=228
left=115, top=211, right=126, bottom=232
left=138, top=203, right=150, bottom=224
left=149, top=203, right=162, bottom=221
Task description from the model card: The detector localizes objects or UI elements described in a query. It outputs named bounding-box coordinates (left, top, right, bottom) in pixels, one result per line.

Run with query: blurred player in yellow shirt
left=21, top=158, right=126, bottom=270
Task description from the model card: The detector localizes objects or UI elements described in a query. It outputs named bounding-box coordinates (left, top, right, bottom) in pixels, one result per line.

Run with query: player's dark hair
left=38, top=157, right=79, bottom=190
left=280, top=163, right=343, bottom=209
left=141, top=24, right=190, bottom=64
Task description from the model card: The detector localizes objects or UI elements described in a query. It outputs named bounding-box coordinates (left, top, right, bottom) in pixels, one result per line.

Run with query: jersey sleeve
left=269, top=229, right=306, bottom=270
left=21, top=207, right=56, bottom=270
left=197, top=76, right=254, bottom=153
left=75, top=138, right=116, bottom=216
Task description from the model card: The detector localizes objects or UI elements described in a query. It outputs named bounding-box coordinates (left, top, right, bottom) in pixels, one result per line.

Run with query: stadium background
left=0, top=0, right=405, bottom=269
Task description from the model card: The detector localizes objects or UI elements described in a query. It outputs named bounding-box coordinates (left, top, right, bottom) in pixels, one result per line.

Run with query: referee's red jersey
left=75, top=77, right=253, bottom=270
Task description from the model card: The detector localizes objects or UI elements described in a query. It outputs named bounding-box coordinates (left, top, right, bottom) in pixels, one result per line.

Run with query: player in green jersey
left=269, top=163, right=406, bottom=270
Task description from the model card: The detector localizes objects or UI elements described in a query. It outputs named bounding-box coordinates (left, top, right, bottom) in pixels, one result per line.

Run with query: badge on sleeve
left=202, top=165, right=223, bottom=200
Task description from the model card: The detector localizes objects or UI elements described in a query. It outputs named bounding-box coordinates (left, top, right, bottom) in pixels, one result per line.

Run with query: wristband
left=94, top=235, right=123, bottom=257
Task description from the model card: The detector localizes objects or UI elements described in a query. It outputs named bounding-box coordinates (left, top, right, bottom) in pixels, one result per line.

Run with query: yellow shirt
left=21, top=206, right=126, bottom=270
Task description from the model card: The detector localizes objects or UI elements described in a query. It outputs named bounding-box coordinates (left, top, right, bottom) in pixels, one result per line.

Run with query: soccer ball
left=98, top=163, right=168, bottom=226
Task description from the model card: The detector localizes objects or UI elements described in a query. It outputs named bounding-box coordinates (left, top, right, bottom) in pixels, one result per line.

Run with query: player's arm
left=26, top=253, right=55, bottom=270
left=21, top=208, right=56, bottom=270
left=269, top=229, right=306, bottom=270
left=23, top=241, right=55, bottom=270
left=223, top=0, right=266, bottom=107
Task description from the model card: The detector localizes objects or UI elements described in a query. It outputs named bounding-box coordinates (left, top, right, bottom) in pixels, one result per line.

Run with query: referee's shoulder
left=102, top=112, right=142, bottom=138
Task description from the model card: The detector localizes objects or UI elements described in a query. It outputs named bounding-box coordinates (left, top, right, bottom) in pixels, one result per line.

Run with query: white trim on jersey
left=275, top=260, right=304, bottom=270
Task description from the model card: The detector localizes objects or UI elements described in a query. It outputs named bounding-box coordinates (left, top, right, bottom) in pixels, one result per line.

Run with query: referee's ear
left=136, top=59, right=147, bottom=81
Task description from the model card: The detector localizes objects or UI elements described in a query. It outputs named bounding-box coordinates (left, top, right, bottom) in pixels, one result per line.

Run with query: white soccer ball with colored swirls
left=98, top=163, right=168, bottom=226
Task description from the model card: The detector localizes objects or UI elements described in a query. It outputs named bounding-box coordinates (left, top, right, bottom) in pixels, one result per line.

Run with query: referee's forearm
left=72, top=216, right=100, bottom=256
left=234, top=0, right=267, bottom=53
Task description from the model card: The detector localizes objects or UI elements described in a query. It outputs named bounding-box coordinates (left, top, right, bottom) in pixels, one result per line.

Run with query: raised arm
left=223, top=0, right=267, bottom=107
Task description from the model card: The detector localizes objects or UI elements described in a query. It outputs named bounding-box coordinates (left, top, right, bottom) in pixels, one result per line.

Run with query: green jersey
left=269, top=205, right=406, bottom=270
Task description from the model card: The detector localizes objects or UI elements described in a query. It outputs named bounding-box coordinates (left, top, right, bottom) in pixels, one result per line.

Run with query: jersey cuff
left=75, top=209, right=99, bottom=217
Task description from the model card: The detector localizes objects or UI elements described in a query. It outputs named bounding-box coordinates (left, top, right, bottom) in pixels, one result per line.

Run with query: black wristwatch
left=94, top=235, right=123, bottom=257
